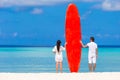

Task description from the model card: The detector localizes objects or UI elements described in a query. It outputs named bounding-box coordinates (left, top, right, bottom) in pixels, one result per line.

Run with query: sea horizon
left=0, top=45, right=120, bottom=48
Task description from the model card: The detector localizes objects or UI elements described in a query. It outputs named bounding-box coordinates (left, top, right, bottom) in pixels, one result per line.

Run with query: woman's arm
left=52, top=46, right=56, bottom=53
left=63, top=42, right=67, bottom=50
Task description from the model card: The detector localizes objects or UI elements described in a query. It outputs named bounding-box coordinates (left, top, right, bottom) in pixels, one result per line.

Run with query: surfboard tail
left=66, top=43, right=82, bottom=72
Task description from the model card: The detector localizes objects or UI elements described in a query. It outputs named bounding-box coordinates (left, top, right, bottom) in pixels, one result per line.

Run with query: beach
left=0, top=72, right=119, bottom=80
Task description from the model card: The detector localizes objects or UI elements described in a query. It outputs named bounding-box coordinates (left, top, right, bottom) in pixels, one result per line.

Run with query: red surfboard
left=65, top=3, right=82, bottom=72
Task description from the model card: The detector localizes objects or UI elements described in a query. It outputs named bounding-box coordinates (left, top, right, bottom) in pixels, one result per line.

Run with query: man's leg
left=93, top=63, right=96, bottom=71
left=89, top=63, right=93, bottom=72
left=88, top=56, right=93, bottom=72
left=93, top=56, right=96, bottom=71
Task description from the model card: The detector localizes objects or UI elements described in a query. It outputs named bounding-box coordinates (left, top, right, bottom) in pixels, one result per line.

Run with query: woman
left=52, top=40, right=65, bottom=73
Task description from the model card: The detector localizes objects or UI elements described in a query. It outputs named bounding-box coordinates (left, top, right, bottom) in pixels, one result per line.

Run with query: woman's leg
left=89, top=63, right=93, bottom=72
left=60, top=62, right=63, bottom=73
left=56, top=62, right=58, bottom=73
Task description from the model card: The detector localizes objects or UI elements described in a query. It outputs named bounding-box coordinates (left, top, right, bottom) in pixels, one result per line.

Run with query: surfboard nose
left=67, top=3, right=79, bottom=17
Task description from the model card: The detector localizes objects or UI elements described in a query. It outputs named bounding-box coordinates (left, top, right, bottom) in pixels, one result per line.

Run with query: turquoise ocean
left=0, top=47, right=120, bottom=73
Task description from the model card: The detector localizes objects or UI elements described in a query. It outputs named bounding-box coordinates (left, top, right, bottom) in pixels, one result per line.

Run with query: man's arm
left=80, top=41, right=88, bottom=48
left=96, top=48, right=98, bottom=58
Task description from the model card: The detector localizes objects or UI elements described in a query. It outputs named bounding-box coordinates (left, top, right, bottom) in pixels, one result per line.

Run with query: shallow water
left=0, top=47, right=120, bottom=73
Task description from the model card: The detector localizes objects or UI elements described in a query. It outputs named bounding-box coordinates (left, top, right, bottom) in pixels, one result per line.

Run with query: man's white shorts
left=88, top=55, right=96, bottom=64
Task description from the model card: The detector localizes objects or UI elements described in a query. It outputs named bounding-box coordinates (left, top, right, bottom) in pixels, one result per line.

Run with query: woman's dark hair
left=56, top=40, right=61, bottom=52
left=90, top=37, right=95, bottom=42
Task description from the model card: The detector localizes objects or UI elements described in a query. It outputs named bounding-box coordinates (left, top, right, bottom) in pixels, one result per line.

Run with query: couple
left=52, top=37, right=98, bottom=73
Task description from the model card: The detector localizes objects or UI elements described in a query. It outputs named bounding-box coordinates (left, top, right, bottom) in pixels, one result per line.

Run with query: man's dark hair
left=90, top=37, right=94, bottom=42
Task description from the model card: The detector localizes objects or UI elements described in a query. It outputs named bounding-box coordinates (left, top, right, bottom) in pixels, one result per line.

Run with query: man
left=81, top=37, right=98, bottom=72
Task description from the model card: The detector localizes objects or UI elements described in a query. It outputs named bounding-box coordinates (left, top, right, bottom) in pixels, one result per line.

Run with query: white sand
left=0, top=72, right=119, bottom=80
